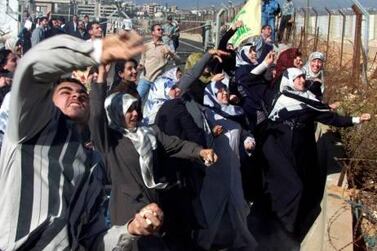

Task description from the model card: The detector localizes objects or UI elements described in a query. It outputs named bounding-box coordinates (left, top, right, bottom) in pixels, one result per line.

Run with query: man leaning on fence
left=278, top=0, right=295, bottom=43
left=0, top=31, right=164, bottom=250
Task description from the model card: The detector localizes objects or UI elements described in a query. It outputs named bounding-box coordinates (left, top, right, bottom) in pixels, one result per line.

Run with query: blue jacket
left=262, top=0, right=280, bottom=17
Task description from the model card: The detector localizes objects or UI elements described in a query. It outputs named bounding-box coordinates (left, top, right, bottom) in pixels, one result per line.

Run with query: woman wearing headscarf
left=153, top=50, right=230, bottom=250
left=182, top=52, right=214, bottom=105
left=302, top=51, right=325, bottom=100
left=262, top=48, right=303, bottom=118
left=142, top=67, right=182, bottom=125
left=250, top=68, right=371, bottom=250
left=177, top=50, right=230, bottom=132
left=273, top=48, right=303, bottom=87
left=217, top=20, right=244, bottom=77
left=302, top=51, right=339, bottom=181
left=89, top=67, right=218, bottom=251
left=235, top=44, right=263, bottom=84
left=236, top=47, right=276, bottom=133
left=195, top=78, right=257, bottom=251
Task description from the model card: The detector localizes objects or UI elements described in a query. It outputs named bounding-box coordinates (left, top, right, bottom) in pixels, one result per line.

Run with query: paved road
left=176, top=38, right=205, bottom=54
left=173, top=37, right=206, bottom=69
left=143, top=35, right=205, bottom=68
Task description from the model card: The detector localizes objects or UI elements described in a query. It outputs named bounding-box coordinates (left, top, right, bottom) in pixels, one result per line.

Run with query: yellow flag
left=229, top=0, right=262, bottom=47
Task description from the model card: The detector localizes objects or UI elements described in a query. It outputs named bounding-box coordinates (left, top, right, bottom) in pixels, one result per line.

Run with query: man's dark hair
left=53, top=77, right=87, bottom=92
left=115, top=59, right=138, bottom=75
left=48, top=17, right=59, bottom=28
left=88, top=21, right=100, bottom=31
left=151, top=23, right=161, bottom=32
left=39, top=16, right=48, bottom=23
left=0, top=49, right=12, bottom=69
left=261, top=24, right=272, bottom=30
left=84, top=15, right=89, bottom=19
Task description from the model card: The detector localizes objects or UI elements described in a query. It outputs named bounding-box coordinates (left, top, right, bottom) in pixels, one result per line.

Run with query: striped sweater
left=0, top=35, right=135, bottom=251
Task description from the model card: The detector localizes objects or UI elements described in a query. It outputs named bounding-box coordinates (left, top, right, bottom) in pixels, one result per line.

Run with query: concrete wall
left=294, top=13, right=377, bottom=44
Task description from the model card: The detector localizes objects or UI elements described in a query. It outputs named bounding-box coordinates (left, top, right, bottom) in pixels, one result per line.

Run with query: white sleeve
left=250, top=61, right=268, bottom=75
left=352, top=117, right=360, bottom=124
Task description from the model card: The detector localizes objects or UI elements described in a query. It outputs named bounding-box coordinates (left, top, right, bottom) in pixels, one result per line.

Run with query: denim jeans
left=137, top=78, right=153, bottom=102
left=262, top=15, right=276, bottom=41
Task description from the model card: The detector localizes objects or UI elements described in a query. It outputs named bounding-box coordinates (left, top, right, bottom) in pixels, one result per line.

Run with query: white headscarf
left=203, top=74, right=244, bottom=118
left=104, top=92, right=168, bottom=189
left=302, top=51, right=325, bottom=92
left=236, top=44, right=254, bottom=67
left=161, top=66, right=180, bottom=82
left=142, top=67, right=179, bottom=125
left=269, top=68, right=329, bottom=121
left=4, top=37, right=17, bottom=54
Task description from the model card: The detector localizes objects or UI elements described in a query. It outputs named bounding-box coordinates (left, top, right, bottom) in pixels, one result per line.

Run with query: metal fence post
left=339, top=10, right=346, bottom=68
left=301, top=8, right=308, bottom=52
left=214, top=8, right=226, bottom=48
left=352, top=0, right=370, bottom=58
left=352, top=4, right=362, bottom=82
left=314, top=27, right=319, bottom=51
left=325, top=8, right=332, bottom=61
left=291, top=11, right=297, bottom=46
left=312, top=7, right=318, bottom=36
left=311, top=8, right=319, bottom=51
left=352, top=0, right=370, bottom=85
left=204, top=20, right=212, bottom=50
left=299, top=26, right=304, bottom=50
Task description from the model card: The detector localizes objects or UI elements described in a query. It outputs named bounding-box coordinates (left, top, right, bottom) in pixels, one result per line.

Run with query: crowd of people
left=0, top=4, right=372, bottom=251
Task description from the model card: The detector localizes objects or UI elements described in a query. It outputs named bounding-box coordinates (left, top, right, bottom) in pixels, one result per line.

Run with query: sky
left=138, top=0, right=377, bottom=10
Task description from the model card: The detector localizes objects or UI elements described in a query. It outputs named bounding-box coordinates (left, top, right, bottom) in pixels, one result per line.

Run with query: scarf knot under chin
left=104, top=92, right=168, bottom=189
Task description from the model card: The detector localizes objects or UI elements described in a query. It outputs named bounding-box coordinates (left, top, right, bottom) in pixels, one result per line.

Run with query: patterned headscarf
left=104, top=92, right=168, bottom=189
left=203, top=75, right=244, bottom=118
left=142, top=67, right=179, bottom=125
left=269, top=68, right=329, bottom=121
left=161, top=67, right=180, bottom=83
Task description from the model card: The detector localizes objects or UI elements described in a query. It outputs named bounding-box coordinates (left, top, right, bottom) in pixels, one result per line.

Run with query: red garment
left=274, top=48, right=302, bottom=84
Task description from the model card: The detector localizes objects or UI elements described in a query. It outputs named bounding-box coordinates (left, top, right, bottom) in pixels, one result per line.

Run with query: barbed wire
left=327, top=157, right=377, bottom=250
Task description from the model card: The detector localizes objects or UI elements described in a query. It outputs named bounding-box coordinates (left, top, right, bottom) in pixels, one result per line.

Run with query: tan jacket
left=139, top=40, right=171, bottom=82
